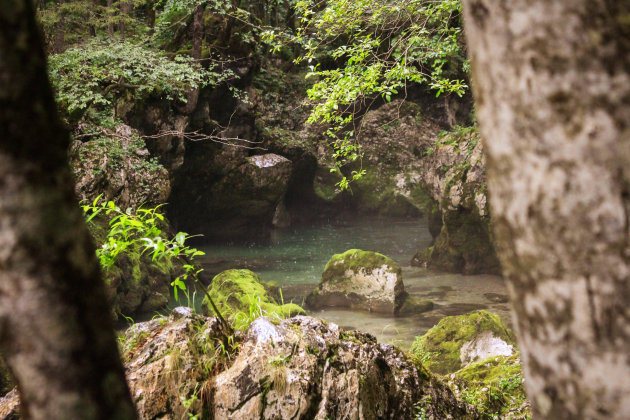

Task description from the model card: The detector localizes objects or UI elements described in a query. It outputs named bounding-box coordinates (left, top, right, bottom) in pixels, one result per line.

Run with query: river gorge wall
left=71, top=59, right=499, bottom=280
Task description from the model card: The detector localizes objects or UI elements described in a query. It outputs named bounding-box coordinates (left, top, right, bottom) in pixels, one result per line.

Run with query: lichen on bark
left=463, top=0, right=630, bottom=418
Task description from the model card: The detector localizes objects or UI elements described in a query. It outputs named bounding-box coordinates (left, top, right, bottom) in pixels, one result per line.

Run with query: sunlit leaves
left=289, top=0, right=469, bottom=188
left=81, top=196, right=206, bottom=302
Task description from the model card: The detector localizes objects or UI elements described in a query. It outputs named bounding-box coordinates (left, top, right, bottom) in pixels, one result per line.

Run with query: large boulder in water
left=306, top=249, right=405, bottom=314
left=410, top=310, right=515, bottom=375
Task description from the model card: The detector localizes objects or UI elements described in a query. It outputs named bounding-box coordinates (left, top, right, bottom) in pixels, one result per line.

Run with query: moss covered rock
left=306, top=249, right=405, bottom=314
left=213, top=316, right=477, bottom=419
left=70, top=124, right=170, bottom=210
left=447, top=354, right=530, bottom=419
left=410, top=129, right=501, bottom=275
left=202, top=269, right=304, bottom=329
left=410, top=310, right=515, bottom=375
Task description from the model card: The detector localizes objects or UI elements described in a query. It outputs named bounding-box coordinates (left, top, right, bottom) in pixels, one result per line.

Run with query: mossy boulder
left=410, top=310, right=515, bottom=375
left=202, top=269, right=304, bottom=328
left=306, top=249, right=405, bottom=314
left=447, top=354, right=530, bottom=419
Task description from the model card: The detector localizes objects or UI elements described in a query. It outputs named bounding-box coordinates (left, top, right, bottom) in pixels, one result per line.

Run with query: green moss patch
left=409, top=310, right=514, bottom=375
left=202, top=269, right=305, bottom=331
left=448, top=354, right=529, bottom=419
left=322, top=249, right=401, bottom=284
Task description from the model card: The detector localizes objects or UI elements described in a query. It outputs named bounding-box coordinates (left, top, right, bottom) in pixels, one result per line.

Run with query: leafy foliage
left=263, top=0, right=468, bottom=187
left=48, top=40, right=219, bottom=117
left=82, top=197, right=233, bottom=332
left=81, top=196, right=201, bottom=294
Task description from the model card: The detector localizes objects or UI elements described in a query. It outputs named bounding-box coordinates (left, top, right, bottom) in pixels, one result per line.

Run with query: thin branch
left=75, top=125, right=267, bottom=150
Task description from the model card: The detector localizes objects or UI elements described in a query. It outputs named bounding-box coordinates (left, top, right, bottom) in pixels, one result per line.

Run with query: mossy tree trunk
left=463, top=0, right=630, bottom=418
left=0, top=1, right=137, bottom=419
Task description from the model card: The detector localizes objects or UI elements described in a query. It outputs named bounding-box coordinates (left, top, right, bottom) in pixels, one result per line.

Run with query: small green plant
left=81, top=196, right=230, bottom=333
left=180, top=384, right=201, bottom=420
left=413, top=395, right=433, bottom=420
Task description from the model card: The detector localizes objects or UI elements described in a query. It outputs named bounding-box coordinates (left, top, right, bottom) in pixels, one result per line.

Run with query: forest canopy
left=41, top=0, right=468, bottom=186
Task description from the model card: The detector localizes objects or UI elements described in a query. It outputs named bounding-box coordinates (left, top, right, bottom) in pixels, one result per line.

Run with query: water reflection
left=199, top=216, right=509, bottom=349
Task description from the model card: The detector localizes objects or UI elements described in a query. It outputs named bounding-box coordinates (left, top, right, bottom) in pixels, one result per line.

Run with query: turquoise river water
left=198, top=216, right=510, bottom=349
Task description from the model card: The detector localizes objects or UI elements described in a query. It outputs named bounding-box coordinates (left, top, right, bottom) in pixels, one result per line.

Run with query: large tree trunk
left=146, top=1, right=156, bottom=35
left=119, top=0, right=132, bottom=38
left=107, top=0, right=115, bottom=36
left=51, top=0, right=65, bottom=53
left=0, top=1, right=137, bottom=419
left=463, top=0, right=630, bottom=418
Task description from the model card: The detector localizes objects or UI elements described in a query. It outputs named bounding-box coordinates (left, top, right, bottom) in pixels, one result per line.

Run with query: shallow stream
left=199, top=217, right=510, bottom=349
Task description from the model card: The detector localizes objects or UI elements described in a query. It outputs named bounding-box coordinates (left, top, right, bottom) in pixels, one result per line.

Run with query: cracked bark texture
left=0, top=1, right=137, bottom=419
left=462, top=0, right=630, bottom=418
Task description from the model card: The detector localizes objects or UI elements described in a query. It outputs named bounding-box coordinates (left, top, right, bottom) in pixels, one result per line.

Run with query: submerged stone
left=483, top=292, right=509, bottom=303
left=398, top=294, right=434, bottom=315
left=306, top=249, right=405, bottom=314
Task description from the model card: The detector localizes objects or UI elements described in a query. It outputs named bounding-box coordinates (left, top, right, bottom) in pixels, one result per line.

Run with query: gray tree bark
left=462, top=0, right=630, bottom=418
left=0, top=1, right=137, bottom=419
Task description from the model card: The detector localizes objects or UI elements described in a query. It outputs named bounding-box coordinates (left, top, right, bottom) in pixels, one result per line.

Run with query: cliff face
left=70, top=56, right=498, bottom=274
left=409, top=128, right=500, bottom=275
